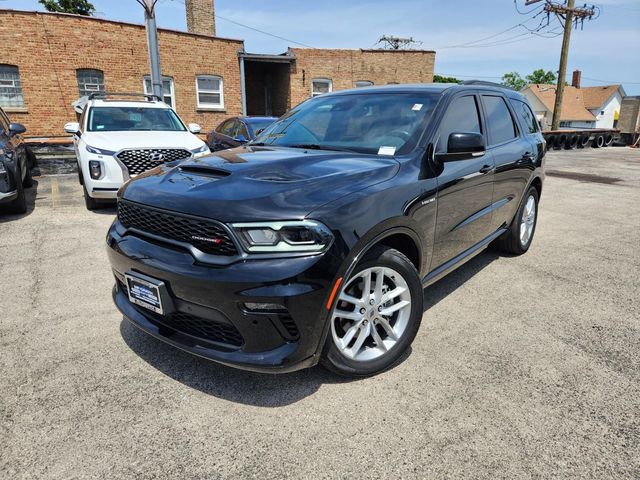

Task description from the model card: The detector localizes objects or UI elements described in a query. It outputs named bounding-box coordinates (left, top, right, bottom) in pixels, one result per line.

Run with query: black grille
left=117, top=200, right=238, bottom=256
left=156, top=311, right=244, bottom=347
left=117, top=148, right=191, bottom=175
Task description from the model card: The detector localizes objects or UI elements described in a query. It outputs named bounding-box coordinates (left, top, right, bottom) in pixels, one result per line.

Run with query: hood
left=84, top=130, right=205, bottom=152
left=120, top=146, right=400, bottom=222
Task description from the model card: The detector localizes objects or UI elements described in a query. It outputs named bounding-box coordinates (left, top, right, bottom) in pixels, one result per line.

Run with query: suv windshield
left=87, top=107, right=186, bottom=132
left=253, top=92, right=438, bottom=155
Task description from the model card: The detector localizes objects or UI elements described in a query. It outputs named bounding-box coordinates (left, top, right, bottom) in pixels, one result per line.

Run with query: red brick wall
left=288, top=48, right=436, bottom=108
left=0, top=10, right=242, bottom=137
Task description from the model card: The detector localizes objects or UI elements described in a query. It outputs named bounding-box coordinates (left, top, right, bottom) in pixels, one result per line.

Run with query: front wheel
left=321, top=246, right=423, bottom=377
left=83, top=184, right=100, bottom=211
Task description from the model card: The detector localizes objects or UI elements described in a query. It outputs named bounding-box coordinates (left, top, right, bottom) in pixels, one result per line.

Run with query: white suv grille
left=116, top=148, right=191, bottom=175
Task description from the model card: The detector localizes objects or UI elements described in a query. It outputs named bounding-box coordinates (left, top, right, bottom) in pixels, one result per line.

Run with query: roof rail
left=461, top=80, right=514, bottom=90
left=88, top=92, right=163, bottom=101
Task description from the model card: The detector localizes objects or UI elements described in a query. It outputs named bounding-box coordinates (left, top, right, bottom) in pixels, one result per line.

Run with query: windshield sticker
left=96, top=125, right=104, bottom=129
left=378, top=146, right=396, bottom=156
left=412, top=103, right=423, bottom=111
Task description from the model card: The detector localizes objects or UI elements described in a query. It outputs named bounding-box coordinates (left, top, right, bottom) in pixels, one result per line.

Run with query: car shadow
left=119, top=250, right=498, bottom=406
left=0, top=178, right=39, bottom=222
left=423, top=249, right=501, bottom=310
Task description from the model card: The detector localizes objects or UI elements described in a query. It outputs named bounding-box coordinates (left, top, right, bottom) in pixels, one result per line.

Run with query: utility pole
left=136, top=0, right=163, bottom=99
left=376, top=35, right=422, bottom=50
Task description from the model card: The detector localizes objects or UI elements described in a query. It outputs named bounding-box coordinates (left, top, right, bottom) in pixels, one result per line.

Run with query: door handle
left=479, top=164, right=494, bottom=174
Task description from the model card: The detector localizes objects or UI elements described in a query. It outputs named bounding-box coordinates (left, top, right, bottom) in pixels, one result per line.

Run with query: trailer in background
left=617, top=96, right=640, bottom=146
left=542, top=128, right=619, bottom=150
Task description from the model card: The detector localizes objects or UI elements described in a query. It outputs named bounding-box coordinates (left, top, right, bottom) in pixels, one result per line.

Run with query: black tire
left=592, top=135, right=604, bottom=148
left=604, top=134, right=613, bottom=147
left=494, top=186, right=539, bottom=255
left=545, top=135, right=556, bottom=149
left=555, top=134, right=566, bottom=150
left=83, top=184, right=100, bottom=211
left=6, top=175, right=27, bottom=214
left=22, top=160, right=33, bottom=188
left=564, top=135, right=578, bottom=149
left=321, top=246, right=423, bottom=377
left=578, top=134, right=590, bottom=148
left=25, top=147, right=37, bottom=170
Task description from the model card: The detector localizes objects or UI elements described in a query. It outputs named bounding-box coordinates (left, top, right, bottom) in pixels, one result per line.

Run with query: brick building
left=0, top=2, right=435, bottom=137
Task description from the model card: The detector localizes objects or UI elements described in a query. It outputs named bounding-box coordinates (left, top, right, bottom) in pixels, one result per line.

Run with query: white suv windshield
left=87, top=107, right=186, bottom=132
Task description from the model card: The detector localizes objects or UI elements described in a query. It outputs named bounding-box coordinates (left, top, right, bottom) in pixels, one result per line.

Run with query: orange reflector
left=326, top=277, right=343, bottom=310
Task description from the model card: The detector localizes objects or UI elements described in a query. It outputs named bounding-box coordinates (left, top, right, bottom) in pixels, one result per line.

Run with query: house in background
left=522, top=70, right=625, bottom=130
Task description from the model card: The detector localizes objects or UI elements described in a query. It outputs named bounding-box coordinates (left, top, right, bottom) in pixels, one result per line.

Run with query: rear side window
left=437, top=95, right=481, bottom=152
left=512, top=99, right=539, bottom=134
left=482, top=95, right=517, bottom=145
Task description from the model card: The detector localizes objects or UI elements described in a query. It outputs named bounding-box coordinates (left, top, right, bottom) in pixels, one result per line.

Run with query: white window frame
left=0, top=64, right=25, bottom=108
left=195, top=75, right=224, bottom=109
left=143, top=75, right=175, bottom=107
left=355, top=80, right=373, bottom=88
left=312, top=78, right=332, bottom=97
left=77, top=69, right=105, bottom=98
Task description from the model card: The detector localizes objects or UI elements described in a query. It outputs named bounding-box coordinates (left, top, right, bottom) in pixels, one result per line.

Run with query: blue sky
left=3, top=0, right=639, bottom=94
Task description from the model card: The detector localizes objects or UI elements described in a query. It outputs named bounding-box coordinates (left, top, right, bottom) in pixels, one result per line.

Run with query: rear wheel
left=321, top=246, right=423, bottom=377
left=22, top=160, right=33, bottom=188
left=494, top=186, right=539, bottom=255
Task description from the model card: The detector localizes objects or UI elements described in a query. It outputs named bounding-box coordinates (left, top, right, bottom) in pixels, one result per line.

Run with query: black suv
left=0, top=107, right=33, bottom=214
left=107, top=83, right=545, bottom=376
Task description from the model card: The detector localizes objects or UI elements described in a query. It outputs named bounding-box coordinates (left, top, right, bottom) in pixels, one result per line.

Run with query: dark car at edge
left=0, top=106, right=33, bottom=214
left=107, top=83, right=545, bottom=376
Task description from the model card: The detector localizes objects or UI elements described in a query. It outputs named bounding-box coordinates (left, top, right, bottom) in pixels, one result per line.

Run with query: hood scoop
left=178, top=164, right=231, bottom=179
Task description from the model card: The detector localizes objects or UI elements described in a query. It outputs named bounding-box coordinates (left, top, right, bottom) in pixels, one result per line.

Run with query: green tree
left=501, top=72, right=526, bottom=90
left=38, top=0, right=95, bottom=15
left=433, top=74, right=461, bottom=84
left=525, top=69, right=557, bottom=85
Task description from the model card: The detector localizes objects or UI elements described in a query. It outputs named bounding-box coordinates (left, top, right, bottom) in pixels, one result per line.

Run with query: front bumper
left=0, top=158, right=19, bottom=204
left=107, top=222, right=344, bottom=373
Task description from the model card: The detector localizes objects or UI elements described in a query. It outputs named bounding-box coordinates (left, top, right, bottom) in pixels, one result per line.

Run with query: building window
left=559, top=121, right=570, bottom=128
left=355, top=80, right=373, bottom=88
left=195, top=75, right=224, bottom=109
left=312, top=78, right=332, bottom=97
left=76, top=69, right=105, bottom=98
left=143, top=75, right=175, bottom=107
left=0, top=64, right=25, bottom=108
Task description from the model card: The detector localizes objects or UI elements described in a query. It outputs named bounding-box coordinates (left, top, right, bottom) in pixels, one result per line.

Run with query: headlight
left=190, top=144, right=210, bottom=155
left=231, top=220, right=333, bottom=253
left=86, top=145, right=116, bottom=155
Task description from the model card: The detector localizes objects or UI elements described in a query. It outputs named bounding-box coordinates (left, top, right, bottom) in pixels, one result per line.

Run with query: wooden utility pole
left=551, top=0, right=575, bottom=130
left=535, top=0, right=597, bottom=130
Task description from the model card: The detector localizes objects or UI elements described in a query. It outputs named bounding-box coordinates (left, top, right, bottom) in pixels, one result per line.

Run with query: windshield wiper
left=284, top=144, right=359, bottom=153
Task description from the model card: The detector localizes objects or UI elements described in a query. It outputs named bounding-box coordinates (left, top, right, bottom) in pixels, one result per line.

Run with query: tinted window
left=219, top=119, right=237, bottom=137
left=255, top=93, right=438, bottom=155
left=511, top=99, right=539, bottom=134
left=87, top=107, right=186, bottom=132
left=0, top=109, right=10, bottom=132
left=237, top=122, right=249, bottom=139
left=482, top=95, right=517, bottom=145
left=437, top=95, right=481, bottom=152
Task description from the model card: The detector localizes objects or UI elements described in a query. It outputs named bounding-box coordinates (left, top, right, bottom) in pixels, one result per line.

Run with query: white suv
left=64, top=93, right=210, bottom=210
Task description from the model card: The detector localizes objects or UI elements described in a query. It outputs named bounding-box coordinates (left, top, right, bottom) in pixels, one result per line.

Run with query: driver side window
left=436, top=95, right=482, bottom=153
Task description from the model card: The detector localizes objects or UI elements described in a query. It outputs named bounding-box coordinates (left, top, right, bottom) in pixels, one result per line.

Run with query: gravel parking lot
left=1, top=148, right=638, bottom=479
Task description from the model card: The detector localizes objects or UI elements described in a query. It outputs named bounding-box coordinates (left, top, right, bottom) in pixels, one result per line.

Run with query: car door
left=210, top=119, right=241, bottom=151
left=430, top=93, right=496, bottom=269
left=480, top=94, right=534, bottom=230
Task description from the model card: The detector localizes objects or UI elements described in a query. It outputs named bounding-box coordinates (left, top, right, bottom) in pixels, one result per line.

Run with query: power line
left=582, top=76, right=640, bottom=85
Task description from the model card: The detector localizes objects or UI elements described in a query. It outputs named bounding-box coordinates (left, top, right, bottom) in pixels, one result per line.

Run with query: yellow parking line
left=50, top=177, right=59, bottom=208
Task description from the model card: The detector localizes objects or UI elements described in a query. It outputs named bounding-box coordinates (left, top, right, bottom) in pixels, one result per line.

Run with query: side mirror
left=188, top=123, right=202, bottom=134
left=441, top=132, right=485, bottom=160
left=233, top=135, right=247, bottom=143
left=8, top=123, right=26, bottom=136
left=64, top=122, right=81, bottom=135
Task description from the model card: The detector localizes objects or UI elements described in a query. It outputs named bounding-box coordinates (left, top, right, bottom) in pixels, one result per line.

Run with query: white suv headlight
left=86, top=145, right=116, bottom=155
left=231, top=220, right=333, bottom=253
left=190, top=144, right=210, bottom=155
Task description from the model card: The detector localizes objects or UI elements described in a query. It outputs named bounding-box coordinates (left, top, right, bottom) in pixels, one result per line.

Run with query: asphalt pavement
left=1, top=147, right=638, bottom=479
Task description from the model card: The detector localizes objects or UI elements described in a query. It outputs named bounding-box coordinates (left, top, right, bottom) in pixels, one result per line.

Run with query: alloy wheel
left=331, top=266, right=412, bottom=362
left=520, top=195, right=536, bottom=247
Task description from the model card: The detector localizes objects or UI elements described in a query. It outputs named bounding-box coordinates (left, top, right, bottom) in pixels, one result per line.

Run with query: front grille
left=117, top=148, right=191, bottom=175
left=117, top=200, right=238, bottom=256
left=156, top=311, right=244, bottom=347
